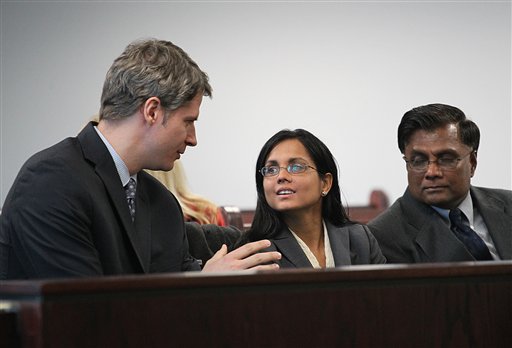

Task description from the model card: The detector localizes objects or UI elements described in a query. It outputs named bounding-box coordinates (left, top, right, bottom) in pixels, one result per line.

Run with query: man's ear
left=470, top=150, right=478, bottom=177
left=141, top=97, right=162, bottom=125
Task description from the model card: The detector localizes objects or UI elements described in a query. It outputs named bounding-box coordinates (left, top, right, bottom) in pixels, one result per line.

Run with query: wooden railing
left=1, top=261, right=511, bottom=348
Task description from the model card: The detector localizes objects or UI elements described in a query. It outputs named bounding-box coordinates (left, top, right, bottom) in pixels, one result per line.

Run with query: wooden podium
left=1, top=262, right=511, bottom=348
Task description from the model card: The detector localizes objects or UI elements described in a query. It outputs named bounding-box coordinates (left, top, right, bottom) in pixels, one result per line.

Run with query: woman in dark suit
left=238, top=129, right=386, bottom=268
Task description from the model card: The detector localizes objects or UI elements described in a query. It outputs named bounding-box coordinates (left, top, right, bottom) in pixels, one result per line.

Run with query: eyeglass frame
left=259, top=163, right=319, bottom=177
left=403, top=150, right=475, bottom=173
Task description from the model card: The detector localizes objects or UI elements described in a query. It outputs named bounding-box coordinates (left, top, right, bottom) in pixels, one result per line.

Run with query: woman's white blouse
left=289, top=220, right=335, bottom=268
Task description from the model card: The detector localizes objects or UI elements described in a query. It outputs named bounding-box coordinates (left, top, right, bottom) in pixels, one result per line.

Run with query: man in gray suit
left=368, top=103, right=512, bottom=263
left=0, top=38, right=280, bottom=279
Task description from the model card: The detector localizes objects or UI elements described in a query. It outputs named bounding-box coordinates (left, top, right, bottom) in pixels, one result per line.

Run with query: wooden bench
left=218, top=206, right=244, bottom=230
left=0, top=302, right=20, bottom=347
left=344, top=189, right=389, bottom=224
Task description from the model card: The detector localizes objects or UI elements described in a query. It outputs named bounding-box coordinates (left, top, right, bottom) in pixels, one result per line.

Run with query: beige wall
left=1, top=1, right=511, bottom=209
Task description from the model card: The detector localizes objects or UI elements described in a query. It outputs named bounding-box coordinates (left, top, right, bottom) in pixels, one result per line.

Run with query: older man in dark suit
left=0, top=38, right=280, bottom=279
left=368, top=103, right=512, bottom=263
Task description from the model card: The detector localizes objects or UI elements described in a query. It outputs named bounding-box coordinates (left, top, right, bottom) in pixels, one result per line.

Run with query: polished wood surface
left=0, top=308, right=20, bottom=348
left=1, top=261, right=511, bottom=348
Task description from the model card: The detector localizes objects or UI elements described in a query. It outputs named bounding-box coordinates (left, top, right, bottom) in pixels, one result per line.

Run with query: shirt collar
left=94, top=126, right=136, bottom=186
left=431, top=192, right=474, bottom=225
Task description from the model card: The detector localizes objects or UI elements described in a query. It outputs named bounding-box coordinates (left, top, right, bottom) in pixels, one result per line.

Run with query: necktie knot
left=449, top=208, right=467, bottom=227
left=125, top=178, right=137, bottom=221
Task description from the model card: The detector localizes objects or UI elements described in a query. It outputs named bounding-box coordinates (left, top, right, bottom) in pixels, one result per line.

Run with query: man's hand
left=202, top=240, right=281, bottom=272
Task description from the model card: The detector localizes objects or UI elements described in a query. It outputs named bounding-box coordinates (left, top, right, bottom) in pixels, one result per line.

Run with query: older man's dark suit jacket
left=368, top=187, right=512, bottom=263
left=0, top=122, right=200, bottom=279
left=264, top=221, right=386, bottom=268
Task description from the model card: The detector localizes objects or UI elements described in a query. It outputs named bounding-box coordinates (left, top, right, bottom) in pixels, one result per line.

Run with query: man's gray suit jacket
left=368, top=186, right=512, bottom=263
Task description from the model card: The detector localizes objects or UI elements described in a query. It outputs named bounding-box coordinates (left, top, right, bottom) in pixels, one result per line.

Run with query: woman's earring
left=321, top=191, right=327, bottom=197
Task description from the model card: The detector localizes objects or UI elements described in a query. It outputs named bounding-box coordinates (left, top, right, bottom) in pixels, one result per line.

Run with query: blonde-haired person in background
left=146, top=160, right=226, bottom=226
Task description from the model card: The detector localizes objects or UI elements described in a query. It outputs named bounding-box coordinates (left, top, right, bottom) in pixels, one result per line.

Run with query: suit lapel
left=472, top=187, right=512, bottom=259
left=78, top=122, right=149, bottom=273
left=325, top=222, right=352, bottom=266
left=402, top=190, right=475, bottom=262
left=273, top=228, right=312, bottom=268
left=414, top=220, right=474, bottom=262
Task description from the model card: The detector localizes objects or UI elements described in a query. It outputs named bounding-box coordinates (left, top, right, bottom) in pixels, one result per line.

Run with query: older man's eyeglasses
left=403, top=150, right=474, bottom=173
left=260, top=163, right=318, bottom=177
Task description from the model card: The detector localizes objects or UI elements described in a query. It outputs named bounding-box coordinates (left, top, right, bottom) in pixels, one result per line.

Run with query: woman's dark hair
left=239, top=129, right=350, bottom=245
left=398, top=103, right=480, bottom=154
